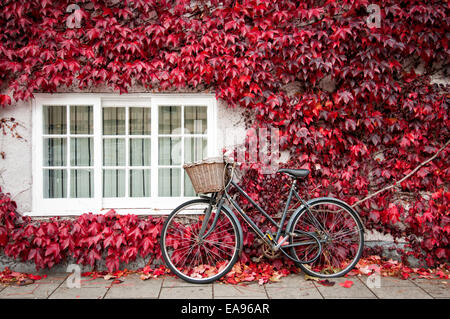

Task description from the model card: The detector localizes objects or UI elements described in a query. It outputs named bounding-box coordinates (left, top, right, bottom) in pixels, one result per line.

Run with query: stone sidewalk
left=0, top=272, right=448, bottom=299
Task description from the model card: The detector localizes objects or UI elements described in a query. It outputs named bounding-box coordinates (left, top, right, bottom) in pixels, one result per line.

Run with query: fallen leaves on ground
left=80, top=261, right=295, bottom=286
left=0, top=267, right=46, bottom=286
left=81, top=265, right=171, bottom=283
left=220, top=261, right=297, bottom=285
left=348, top=255, right=450, bottom=280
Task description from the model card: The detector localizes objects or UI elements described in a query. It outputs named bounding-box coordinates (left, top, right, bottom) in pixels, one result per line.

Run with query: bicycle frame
left=162, top=162, right=365, bottom=281
left=201, top=164, right=327, bottom=255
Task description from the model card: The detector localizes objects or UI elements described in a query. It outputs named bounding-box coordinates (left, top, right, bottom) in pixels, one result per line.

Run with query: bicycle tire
left=287, top=197, right=364, bottom=278
left=160, top=198, right=241, bottom=284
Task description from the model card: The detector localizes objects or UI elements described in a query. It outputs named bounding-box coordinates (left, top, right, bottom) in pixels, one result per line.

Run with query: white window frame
left=31, top=93, right=217, bottom=216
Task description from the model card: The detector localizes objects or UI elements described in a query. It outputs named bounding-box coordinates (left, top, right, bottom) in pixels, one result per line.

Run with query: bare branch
left=352, top=139, right=450, bottom=208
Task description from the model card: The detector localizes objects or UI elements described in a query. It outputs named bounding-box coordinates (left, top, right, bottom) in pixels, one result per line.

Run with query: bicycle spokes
left=291, top=200, right=363, bottom=277
left=163, top=205, right=238, bottom=280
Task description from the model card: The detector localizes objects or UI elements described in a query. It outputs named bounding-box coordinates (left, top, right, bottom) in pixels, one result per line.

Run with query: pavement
left=0, top=272, right=448, bottom=299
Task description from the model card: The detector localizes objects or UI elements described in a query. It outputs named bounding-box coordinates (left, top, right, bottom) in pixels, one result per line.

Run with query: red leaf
left=318, top=279, right=335, bottom=286
left=339, top=280, right=354, bottom=288
left=45, top=243, right=60, bottom=258
left=0, top=94, right=12, bottom=106
left=106, top=255, right=119, bottom=272
left=147, top=225, right=159, bottom=239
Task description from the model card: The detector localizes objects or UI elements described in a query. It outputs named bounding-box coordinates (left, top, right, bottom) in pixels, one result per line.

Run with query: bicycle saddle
left=277, top=168, right=310, bottom=179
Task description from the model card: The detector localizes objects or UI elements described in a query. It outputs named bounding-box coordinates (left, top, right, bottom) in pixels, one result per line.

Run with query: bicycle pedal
left=265, top=232, right=274, bottom=241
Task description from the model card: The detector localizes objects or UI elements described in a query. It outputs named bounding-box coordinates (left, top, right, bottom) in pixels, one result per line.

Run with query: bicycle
left=160, top=160, right=365, bottom=284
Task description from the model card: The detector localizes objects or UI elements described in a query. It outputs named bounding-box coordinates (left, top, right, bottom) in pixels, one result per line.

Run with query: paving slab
left=49, top=285, right=109, bottom=299
left=48, top=274, right=110, bottom=299
left=370, top=286, right=432, bottom=299
left=163, top=276, right=212, bottom=288
left=78, top=276, right=114, bottom=288
left=411, top=279, right=450, bottom=298
left=314, top=276, right=377, bottom=299
left=360, top=275, right=417, bottom=288
left=266, top=274, right=317, bottom=289
left=104, top=275, right=163, bottom=299
left=159, top=286, right=213, bottom=299
left=266, top=286, right=322, bottom=299
left=0, top=273, right=67, bottom=299
left=213, top=282, right=267, bottom=298
left=265, top=274, right=322, bottom=299
left=214, top=296, right=268, bottom=299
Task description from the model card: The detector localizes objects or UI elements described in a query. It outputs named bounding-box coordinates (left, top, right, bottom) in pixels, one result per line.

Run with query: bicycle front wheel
left=160, top=198, right=241, bottom=284
left=288, top=198, right=364, bottom=278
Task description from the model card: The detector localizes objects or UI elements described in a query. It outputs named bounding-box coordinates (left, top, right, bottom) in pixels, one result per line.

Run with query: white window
left=32, top=94, right=217, bottom=216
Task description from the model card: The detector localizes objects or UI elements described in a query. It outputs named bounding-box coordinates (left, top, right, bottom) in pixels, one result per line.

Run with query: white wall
left=0, top=99, right=33, bottom=213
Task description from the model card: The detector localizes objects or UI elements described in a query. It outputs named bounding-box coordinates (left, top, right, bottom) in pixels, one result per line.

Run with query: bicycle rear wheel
left=160, top=198, right=241, bottom=284
left=288, top=198, right=364, bottom=278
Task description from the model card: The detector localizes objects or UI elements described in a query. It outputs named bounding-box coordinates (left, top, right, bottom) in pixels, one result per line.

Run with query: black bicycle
left=160, top=161, right=365, bottom=284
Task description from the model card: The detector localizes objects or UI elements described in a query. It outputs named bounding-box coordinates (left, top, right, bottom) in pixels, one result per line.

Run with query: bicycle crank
left=262, top=243, right=282, bottom=259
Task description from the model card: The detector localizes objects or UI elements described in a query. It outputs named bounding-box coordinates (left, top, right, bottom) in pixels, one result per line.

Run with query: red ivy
left=1, top=188, right=165, bottom=271
left=0, top=0, right=449, bottom=269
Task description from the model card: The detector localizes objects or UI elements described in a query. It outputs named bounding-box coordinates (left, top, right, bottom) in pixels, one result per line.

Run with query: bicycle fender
left=286, top=197, right=366, bottom=233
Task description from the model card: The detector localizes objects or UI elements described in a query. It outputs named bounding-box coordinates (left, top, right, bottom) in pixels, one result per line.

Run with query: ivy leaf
left=0, top=95, right=12, bottom=106
left=339, top=280, right=354, bottom=288
left=318, top=279, right=335, bottom=286
left=337, top=91, right=353, bottom=104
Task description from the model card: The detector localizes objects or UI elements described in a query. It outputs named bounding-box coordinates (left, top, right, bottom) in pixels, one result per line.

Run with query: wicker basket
left=183, top=157, right=227, bottom=194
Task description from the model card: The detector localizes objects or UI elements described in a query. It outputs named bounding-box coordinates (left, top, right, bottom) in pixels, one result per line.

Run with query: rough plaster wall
left=216, top=98, right=290, bottom=164
left=216, top=98, right=247, bottom=154
left=0, top=99, right=33, bottom=214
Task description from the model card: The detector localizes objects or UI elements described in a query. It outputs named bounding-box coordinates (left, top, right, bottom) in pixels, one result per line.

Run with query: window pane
left=129, top=107, right=151, bottom=135
left=70, top=105, right=93, bottom=134
left=103, top=107, right=125, bottom=135
left=159, top=106, right=181, bottom=134
left=130, top=138, right=151, bottom=166
left=44, top=138, right=66, bottom=166
left=130, top=169, right=151, bottom=197
left=184, top=171, right=196, bottom=197
left=184, top=106, right=207, bottom=134
left=70, top=169, right=93, bottom=198
left=158, top=168, right=180, bottom=196
left=71, top=138, right=93, bottom=166
left=44, top=169, right=66, bottom=198
left=103, top=169, right=125, bottom=197
left=43, top=105, right=66, bottom=134
left=158, top=137, right=181, bottom=165
left=103, top=138, right=125, bottom=166
left=184, top=137, right=207, bottom=163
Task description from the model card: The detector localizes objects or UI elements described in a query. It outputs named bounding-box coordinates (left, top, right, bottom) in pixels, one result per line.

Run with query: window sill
left=23, top=207, right=179, bottom=217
